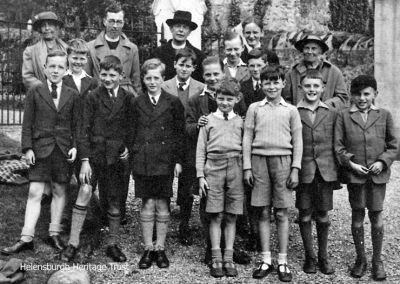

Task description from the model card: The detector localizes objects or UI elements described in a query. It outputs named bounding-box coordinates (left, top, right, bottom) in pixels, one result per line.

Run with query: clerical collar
left=105, top=34, right=120, bottom=42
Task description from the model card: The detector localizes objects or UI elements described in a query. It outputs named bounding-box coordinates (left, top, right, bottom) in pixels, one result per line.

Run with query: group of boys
left=0, top=8, right=397, bottom=283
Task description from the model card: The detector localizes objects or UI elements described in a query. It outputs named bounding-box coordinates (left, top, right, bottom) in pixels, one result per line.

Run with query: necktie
left=255, top=81, right=260, bottom=92
left=223, top=112, right=229, bottom=121
left=151, top=96, right=157, bottom=107
left=51, top=83, right=57, bottom=99
left=178, top=82, right=185, bottom=91
left=110, top=89, right=117, bottom=102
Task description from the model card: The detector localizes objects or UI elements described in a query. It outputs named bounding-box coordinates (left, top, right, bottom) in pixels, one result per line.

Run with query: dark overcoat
left=79, top=86, right=133, bottom=165
left=129, top=90, right=185, bottom=176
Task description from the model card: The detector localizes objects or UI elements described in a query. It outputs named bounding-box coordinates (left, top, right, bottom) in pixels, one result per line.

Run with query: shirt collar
left=259, top=97, right=288, bottom=107
left=199, top=86, right=215, bottom=97
left=148, top=92, right=161, bottom=103
left=247, top=43, right=261, bottom=52
left=223, top=57, right=247, bottom=68
left=297, top=99, right=329, bottom=111
left=349, top=104, right=379, bottom=113
left=252, top=77, right=260, bottom=89
left=176, top=77, right=191, bottom=90
left=66, top=69, right=90, bottom=79
left=104, top=34, right=120, bottom=42
left=215, top=108, right=236, bottom=120
left=47, top=80, right=62, bottom=89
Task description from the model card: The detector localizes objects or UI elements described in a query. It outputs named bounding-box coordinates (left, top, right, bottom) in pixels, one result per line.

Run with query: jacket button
left=161, top=141, right=165, bottom=145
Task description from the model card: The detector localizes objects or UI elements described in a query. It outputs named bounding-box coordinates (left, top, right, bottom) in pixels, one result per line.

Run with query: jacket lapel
left=38, top=83, right=57, bottom=112
left=350, top=111, right=367, bottom=129
left=364, top=109, right=381, bottom=130
left=313, top=108, right=329, bottom=128
left=149, top=91, right=170, bottom=123
left=199, top=95, right=210, bottom=115
left=80, top=77, right=92, bottom=95
left=99, top=87, right=114, bottom=112
left=57, top=84, right=73, bottom=112
left=109, top=88, right=125, bottom=119
left=63, top=75, right=79, bottom=92
left=298, top=108, right=313, bottom=128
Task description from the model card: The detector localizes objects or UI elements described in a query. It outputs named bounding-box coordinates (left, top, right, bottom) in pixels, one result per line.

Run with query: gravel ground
left=1, top=163, right=400, bottom=283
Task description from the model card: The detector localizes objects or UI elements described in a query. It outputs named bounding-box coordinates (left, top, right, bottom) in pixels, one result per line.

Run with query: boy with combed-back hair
left=130, top=58, right=185, bottom=270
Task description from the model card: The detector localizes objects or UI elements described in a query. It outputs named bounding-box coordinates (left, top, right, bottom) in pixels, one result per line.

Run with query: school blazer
left=334, top=107, right=398, bottom=184
left=240, top=78, right=265, bottom=113
left=21, top=82, right=79, bottom=159
left=129, top=90, right=185, bottom=176
left=223, top=64, right=250, bottom=83
left=79, top=86, right=133, bottom=166
left=298, top=106, right=338, bottom=183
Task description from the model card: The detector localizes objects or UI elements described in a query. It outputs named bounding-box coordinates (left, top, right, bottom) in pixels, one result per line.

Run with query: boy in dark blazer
left=335, top=75, right=398, bottom=281
left=1, top=50, right=79, bottom=255
left=296, top=70, right=337, bottom=275
left=162, top=48, right=204, bottom=246
left=67, top=55, right=132, bottom=262
left=130, top=58, right=185, bottom=269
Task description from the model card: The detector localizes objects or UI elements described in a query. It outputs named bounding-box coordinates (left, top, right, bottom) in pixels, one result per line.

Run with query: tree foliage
left=329, top=0, right=372, bottom=35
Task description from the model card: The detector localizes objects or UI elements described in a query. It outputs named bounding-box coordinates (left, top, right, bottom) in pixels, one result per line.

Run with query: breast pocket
left=374, top=123, right=386, bottom=138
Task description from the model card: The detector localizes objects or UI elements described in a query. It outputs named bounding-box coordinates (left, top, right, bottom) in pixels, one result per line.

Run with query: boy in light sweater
left=243, top=65, right=302, bottom=282
left=196, top=78, right=244, bottom=278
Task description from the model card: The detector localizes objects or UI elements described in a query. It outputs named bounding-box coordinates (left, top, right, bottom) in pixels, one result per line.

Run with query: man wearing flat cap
left=22, top=11, right=67, bottom=89
left=151, top=10, right=205, bottom=82
left=283, top=34, right=348, bottom=109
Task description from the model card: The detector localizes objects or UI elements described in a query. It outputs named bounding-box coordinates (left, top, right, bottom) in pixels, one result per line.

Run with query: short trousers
left=296, top=170, right=334, bottom=211
left=134, top=175, right=174, bottom=199
left=205, top=156, right=244, bottom=215
left=28, top=146, right=71, bottom=183
left=251, top=155, right=293, bottom=208
left=348, top=180, right=386, bottom=211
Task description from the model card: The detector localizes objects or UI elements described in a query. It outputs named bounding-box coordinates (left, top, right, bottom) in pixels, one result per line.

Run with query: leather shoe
left=350, top=258, right=367, bottom=278
left=372, top=260, right=387, bottom=281
left=138, top=250, right=154, bottom=269
left=277, top=264, right=293, bottom=282
left=106, top=245, right=127, bottom=262
left=47, top=235, right=66, bottom=251
left=318, top=258, right=335, bottom=275
left=210, top=260, right=224, bottom=278
left=233, top=249, right=251, bottom=265
left=224, top=260, right=238, bottom=277
left=303, top=257, right=317, bottom=274
left=61, top=244, right=78, bottom=262
left=252, top=262, right=274, bottom=279
left=155, top=250, right=169, bottom=268
left=1, top=240, right=34, bottom=255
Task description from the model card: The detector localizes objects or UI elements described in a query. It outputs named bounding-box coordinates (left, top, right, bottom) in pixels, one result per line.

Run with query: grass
left=1, top=164, right=400, bottom=283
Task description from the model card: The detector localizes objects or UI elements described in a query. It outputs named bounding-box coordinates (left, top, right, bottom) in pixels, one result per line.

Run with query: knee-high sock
left=68, top=204, right=88, bottom=248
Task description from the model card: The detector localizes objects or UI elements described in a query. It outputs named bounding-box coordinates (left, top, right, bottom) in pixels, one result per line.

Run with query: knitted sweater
left=243, top=98, right=303, bottom=170
left=196, top=113, right=243, bottom=178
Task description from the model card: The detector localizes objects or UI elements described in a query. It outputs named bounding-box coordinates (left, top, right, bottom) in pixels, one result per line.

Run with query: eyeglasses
left=106, top=19, right=124, bottom=26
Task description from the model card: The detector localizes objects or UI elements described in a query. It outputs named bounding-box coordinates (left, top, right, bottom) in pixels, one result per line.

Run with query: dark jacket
left=334, top=106, right=398, bottom=184
left=129, top=90, right=185, bottom=176
left=298, top=104, right=338, bottom=183
left=240, top=77, right=265, bottom=113
left=79, top=86, right=133, bottom=166
left=21, top=82, right=79, bottom=159
left=151, top=40, right=205, bottom=82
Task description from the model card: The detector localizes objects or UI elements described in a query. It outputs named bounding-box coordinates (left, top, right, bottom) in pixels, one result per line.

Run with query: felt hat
left=166, top=10, right=197, bottom=31
left=32, top=11, right=64, bottom=32
left=295, top=34, right=329, bottom=54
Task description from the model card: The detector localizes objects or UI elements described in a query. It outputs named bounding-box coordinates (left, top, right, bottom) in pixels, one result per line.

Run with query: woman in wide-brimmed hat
left=283, top=34, right=349, bottom=110
left=22, top=11, right=67, bottom=89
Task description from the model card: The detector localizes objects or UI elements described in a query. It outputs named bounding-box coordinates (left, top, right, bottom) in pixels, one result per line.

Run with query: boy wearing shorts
left=296, top=70, right=337, bottom=275
left=335, top=75, right=398, bottom=281
left=243, top=65, right=303, bottom=282
left=1, top=50, right=79, bottom=255
left=130, top=58, right=185, bottom=269
left=196, top=78, right=244, bottom=278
